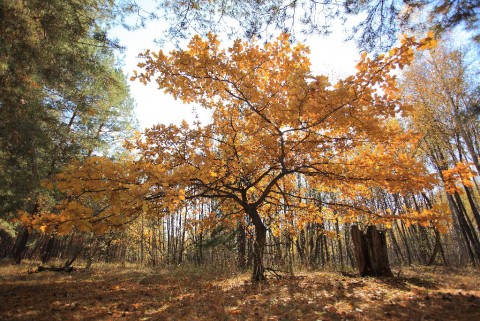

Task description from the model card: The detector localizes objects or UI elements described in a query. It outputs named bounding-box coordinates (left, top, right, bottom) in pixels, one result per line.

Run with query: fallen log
left=29, top=265, right=74, bottom=273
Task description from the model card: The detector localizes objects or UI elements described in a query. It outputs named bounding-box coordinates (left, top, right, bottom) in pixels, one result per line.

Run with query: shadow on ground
left=0, top=266, right=479, bottom=320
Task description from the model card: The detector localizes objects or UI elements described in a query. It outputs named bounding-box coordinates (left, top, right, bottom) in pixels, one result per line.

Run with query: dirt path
left=1, top=265, right=479, bottom=320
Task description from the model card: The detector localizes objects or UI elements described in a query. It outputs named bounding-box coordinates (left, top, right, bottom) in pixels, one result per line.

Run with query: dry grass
left=1, top=263, right=479, bottom=320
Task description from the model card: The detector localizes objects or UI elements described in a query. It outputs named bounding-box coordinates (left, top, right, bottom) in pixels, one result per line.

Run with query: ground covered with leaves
left=0, top=263, right=479, bottom=320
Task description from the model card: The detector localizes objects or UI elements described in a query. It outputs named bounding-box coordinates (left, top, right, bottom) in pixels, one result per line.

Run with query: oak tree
left=28, top=33, right=444, bottom=280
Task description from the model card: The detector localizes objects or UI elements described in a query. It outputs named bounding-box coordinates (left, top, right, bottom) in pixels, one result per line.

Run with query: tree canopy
left=0, top=0, right=137, bottom=220
left=140, top=0, right=480, bottom=51
left=24, top=32, right=451, bottom=279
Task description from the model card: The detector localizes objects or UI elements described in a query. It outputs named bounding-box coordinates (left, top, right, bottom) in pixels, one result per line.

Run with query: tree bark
left=237, top=223, right=246, bottom=270
left=248, top=208, right=267, bottom=281
left=397, top=221, right=413, bottom=265
left=463, top=186, right=480, bottom=232
left=351, top=225, right=393, bottom=277
left=452, top=193, right=480, bottom=261
left=427, top=227, right=447, bottom=266
left=448, top=195, right=475, bottom=264
left=335, top=219, right=345, bottom=270
left=41, top=235, right=55, bottom=264
left=295, top=231, right=306, bottom=264
left=388, top=228, right=405, bottom=265
left=12, top=227, right=29, bottom=264
left=344, top=225, right=356, bottom=269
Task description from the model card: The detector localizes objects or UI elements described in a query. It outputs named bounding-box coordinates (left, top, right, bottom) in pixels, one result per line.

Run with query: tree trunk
left=397, top=221, right=413, bottom=265
left=324, top=233, right=330, bottom=264
left=0, top=229, right=13, bottom=258
left=336, top=219, right=345, bottom=270
left=247, top=234, right=253, bottom=268
left=452, top=193, right=480, bottom=262
left=41, top=235, right=55, bottom=264
left=388, top=228, right=405, bottom=265
left=344, top=225, right=356, bottom=269
left=84, top=237, right=99, bottom=269
left=237, top=223, right=246, bottom=270
left=248, top=208, right=267, bottom=281
left=177, top=210, right=187, bottom=264
left=308, top=226, right=315, bottom=267
left=313, top=232, right=321, bottom=267
left=351, top=225, right=393, bottom=277
left=12, top=227, right=29, bottom=264
left=295, top=232, right=305, bottom=265
left=427, top=227, right=447, bottom=266
left=448, top=195, right=474, bottom=264
left=463, top=186, right=480, bottom=231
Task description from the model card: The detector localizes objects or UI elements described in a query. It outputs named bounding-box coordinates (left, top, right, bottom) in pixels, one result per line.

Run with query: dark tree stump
left=351, top=225, right=393, bottom=277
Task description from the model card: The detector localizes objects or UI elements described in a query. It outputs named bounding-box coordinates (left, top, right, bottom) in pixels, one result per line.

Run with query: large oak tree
left=28, top=33, right=445, bottom=280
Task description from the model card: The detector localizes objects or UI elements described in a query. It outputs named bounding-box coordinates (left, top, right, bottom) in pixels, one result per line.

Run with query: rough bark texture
left=41, top=236, right=55, bottom=264
left=351, top=225, right=393, bottom=277
left=12, top=228, right=29, bottom=264
left=427, top=228, right=442, bottom=266
left=252, top=221, right=267, bottom=281
left=248, top=208, right=267, bottom=281
left=237, top=223, right=246, bottom=270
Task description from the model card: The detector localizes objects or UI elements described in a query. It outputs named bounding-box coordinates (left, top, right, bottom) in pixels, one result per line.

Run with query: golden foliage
left=26, top=33, right=446, bottom=235
left=442, top=162, right=477, bottom=194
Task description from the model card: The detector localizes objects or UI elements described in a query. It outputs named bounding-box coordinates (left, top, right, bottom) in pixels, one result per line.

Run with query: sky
left=110, top=11, right=360, bottom=130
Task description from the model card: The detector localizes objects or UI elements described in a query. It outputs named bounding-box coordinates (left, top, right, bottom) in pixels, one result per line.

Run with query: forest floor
left=0, top=263, right=479, bottom=321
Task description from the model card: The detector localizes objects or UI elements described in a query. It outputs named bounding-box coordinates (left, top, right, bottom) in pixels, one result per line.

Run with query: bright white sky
left=110, top=10, right=360, bottom=130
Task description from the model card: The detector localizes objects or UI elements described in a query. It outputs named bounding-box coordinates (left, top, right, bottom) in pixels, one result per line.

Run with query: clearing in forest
left=0, top=264, right=479, bottom=320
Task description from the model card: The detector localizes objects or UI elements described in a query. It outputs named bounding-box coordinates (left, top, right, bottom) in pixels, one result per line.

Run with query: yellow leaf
left=179, top=189, right=186, bottom=201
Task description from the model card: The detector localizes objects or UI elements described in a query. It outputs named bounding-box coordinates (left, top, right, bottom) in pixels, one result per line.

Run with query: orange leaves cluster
left=23, top=156, right=157, bottom=235
left=379, top=202, right=451, bottom=233
left=27, top=32, right=445, bottom=236
left=442, top=162, right=477, bottom=194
